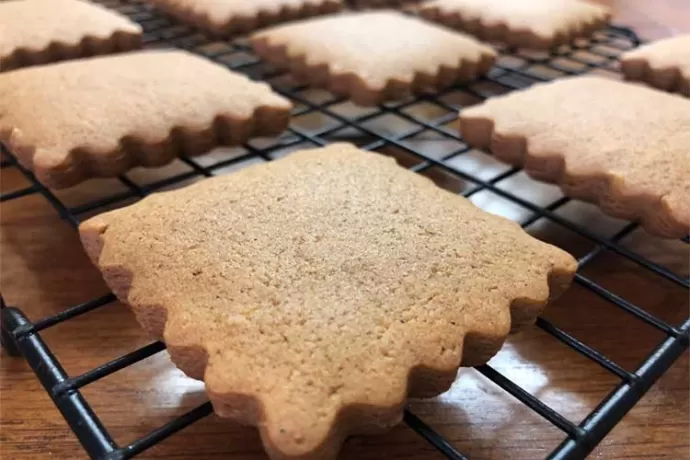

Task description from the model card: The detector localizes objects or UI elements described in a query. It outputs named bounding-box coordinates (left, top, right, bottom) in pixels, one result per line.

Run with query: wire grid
left=1, top=1, right=688, bottom=459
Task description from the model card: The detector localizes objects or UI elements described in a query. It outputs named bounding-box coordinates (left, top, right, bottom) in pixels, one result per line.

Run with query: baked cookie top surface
left=0, top=50, right=291, bottom=187
left=0, top=0, right=141, bottom=65
left=420, top=0, right=611, bottom=48
left=460, top=76, right=690, bottom=238
left=79, top=143, right=576, bottom=459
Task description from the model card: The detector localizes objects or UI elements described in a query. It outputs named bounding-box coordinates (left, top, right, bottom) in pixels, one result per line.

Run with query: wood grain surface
left=1, top=1, right=689, bottom=459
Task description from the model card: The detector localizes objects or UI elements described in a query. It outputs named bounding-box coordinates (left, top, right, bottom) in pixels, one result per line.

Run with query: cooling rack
left=1, top=1, right=688, bottom=459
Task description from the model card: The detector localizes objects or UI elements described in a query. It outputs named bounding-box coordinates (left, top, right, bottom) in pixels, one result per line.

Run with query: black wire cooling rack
left=1, top=1, right=689, bottom=459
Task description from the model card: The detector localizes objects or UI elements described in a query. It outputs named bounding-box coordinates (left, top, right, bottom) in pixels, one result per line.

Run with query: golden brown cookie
left=0, top=50, right=292, bottom=189
left=621, top=35, right=690, bottom=96
left=0, top=0, right=142, bottom=71
left=79, top=143, right=576, bottom=460
left=251, top=11, right=497, bottom=105
left=459, top=76, right=690, bottom=238
left=147, top=0, right=342, bottom=37
left=419, top=0, right=611, bottom=49
left=352, top=0, right=421, bottom=7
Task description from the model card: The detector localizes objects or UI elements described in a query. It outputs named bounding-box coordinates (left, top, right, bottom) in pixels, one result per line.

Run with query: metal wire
left=1, top=2, right=688, bottom=460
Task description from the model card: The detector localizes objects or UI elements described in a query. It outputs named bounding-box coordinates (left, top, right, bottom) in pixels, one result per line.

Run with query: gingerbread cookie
left=460, top=76, right=690, bottom=238
left=147, top=0, right=342, bottom=37
left=621, top=35, right=690, bottom=96
left=419, top=0, right=611, bottom=49
left=352, top=0, right=421, bottom=7
left=0, top=50, right=291, bottom=188
left=80, top=143, right=576, bottom=460
left=0, top=0, right=142, bottom=71
left=251, top=11, right=496, bottom=105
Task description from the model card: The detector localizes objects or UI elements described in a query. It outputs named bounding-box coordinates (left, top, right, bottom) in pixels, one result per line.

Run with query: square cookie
left=147, top=0, right=342, bottom=37
left=80, top=143, right=576, bottom=460
left=621, top=35, right=690, bottom=96
left=251, top=11, right=497, bottom=105
left=459, top=76, right=690, bottom=238
left=419, top=0, right=611, bottom=49
left=0, top=50, right=292, bottom=188
left=352, top=0, right=422, bottom=6
left=0, top=0, right=142, bottom=71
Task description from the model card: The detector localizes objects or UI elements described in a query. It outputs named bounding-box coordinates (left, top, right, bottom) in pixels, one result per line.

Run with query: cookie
left=0, top=50, right=292, bottom=189
left=79, top=143, right=577, bottom=460
left=250, top=11, right=497, bottom=105
left=459, top=76, right=690, bottom=238
left=621, top=35, right=690, bottom=96
left=352, top=0, right=421, bottom=6
left=0, top=0, right=142, bottom=71
left=419, top=0, right=611, bottom=49
left=147, top=0, right=342, bottom=37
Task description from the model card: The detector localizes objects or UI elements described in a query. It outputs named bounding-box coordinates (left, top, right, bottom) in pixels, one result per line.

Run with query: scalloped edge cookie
left=0, top=50, right=292, bottom=188
left=250, top=11, right=496, bottom=106
left=0, top=0, right=142, bottom=71
left=419, top=0, right=611, bottom=49
left=459, top=76, right=690, bottom=238
left=352, top=0, right=423, bottom=7
left=79, top=143, right=576, bottom=460
left=147, top=0, right=342, bottom=37
left=621, top=34, right=690, bottom=96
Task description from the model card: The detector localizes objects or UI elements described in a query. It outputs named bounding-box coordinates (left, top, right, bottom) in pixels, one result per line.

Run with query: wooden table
left=1, top=1, right=688, bottom=459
